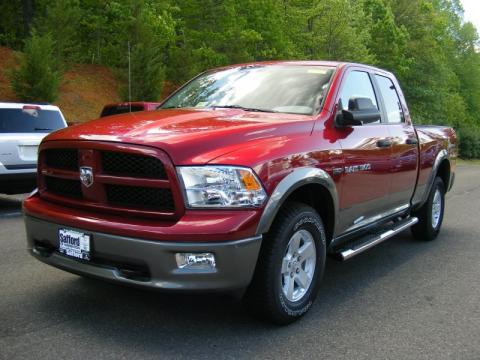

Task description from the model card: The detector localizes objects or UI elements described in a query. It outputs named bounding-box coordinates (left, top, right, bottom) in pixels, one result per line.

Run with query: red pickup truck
left=24, top=61, right=457, bottom=324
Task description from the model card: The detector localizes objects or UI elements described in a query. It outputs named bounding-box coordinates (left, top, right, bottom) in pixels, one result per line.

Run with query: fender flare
left=417, top=149, right=450, bottom=209
left=255, top=167, right=339, bottom=236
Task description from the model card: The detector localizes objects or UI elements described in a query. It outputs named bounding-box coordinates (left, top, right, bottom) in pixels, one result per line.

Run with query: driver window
left=339, top=71, right=380, bottom=124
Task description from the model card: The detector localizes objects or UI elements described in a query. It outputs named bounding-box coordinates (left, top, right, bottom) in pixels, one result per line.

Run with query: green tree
left=364, top=0, right=409, bottom=74
left=34, top=0, right=82, bottom=64
left=235, top=0, right=293, bottom=60
left=1, top=0, right=480, bottom=157
left=454, top=22, right=480, bottom=118
left=167, top=0, right=240, bottom=82
left=10, top=31, right=61, bottom=102
left=118, top=1, right=175, bottom=101
left=0, top=1, right=26, bottom=49
left=281, top=0, right=374, bottom=63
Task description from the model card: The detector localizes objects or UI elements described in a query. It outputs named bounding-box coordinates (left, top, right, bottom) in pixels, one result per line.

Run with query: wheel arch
left=414, top=149, right=451, bottom=211
left=256, top=168, right=339, bottom=244
left=436, top=158, right=451, bottom=190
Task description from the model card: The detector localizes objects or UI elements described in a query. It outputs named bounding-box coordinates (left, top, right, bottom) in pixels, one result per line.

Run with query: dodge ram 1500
left=23, top=61, right=457, bottom=324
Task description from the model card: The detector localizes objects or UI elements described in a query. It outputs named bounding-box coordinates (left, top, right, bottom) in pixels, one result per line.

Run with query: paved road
left=1, top=166, right=479, bottom=360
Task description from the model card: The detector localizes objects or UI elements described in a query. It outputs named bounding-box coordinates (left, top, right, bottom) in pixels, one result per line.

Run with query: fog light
left=175, top=253, right=216, bottom=270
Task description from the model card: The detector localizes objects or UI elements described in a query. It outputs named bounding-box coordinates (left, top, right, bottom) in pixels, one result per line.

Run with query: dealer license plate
left=58, top=229, right=91, bottom=260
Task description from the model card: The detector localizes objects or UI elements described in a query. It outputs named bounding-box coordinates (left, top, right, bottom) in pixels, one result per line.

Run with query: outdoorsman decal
left=344, top=163, right=372, bottom=174
left=333, top=163, right=372, bottom=175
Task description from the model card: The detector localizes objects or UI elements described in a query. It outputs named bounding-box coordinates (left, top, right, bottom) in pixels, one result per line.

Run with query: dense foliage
left=1, top=0, right=479, bottom=157
left=10, top=31, right=61, bottom=103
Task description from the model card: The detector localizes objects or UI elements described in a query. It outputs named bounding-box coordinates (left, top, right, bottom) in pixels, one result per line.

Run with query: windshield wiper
left=213, top=105, right=279, bottom=113
left=161, top=104, right=279, bottom=113
left=34, top=127, right=52, bottom=131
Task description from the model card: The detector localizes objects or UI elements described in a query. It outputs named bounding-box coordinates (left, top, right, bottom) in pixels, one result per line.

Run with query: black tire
left=243, top=202, right=326, bottom=325
left=411, top=177, right=445, bottom=241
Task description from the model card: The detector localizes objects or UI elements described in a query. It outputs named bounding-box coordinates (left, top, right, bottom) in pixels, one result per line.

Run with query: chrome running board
left=335, top=217, right=419, bottom=261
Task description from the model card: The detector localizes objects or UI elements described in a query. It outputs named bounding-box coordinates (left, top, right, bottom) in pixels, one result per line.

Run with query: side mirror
left=336, top=97, right=381, bottom=127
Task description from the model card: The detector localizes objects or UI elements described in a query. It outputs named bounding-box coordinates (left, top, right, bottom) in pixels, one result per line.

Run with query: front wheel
left=411, top=177, right=445, bottom=241
left=243, top=202, right=326, bottom=324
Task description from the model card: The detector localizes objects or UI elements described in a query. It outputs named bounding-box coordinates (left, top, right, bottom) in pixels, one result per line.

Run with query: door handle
left=406, top=137, right=418, bottom=145
left=376, top=139, right=392, bottom=148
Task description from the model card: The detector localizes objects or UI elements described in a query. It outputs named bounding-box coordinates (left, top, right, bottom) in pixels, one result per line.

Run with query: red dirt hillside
left=0, top=46, right=120, bottom=123
left=0, top=46, right=177, bottom=123
left=57, top=64, right=121, bottom=123
left=0, top=47, right=17, bottom=100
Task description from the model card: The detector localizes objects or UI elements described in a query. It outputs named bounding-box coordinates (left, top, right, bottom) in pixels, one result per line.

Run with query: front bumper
left=25, top=215, right=262, bottom=291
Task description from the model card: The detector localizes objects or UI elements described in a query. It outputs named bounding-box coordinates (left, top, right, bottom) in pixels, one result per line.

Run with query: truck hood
left=44, top=108, right=314, bottom=164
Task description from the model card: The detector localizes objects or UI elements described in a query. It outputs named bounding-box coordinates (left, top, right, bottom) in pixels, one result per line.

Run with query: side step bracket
left=334, top=217, right=419, bottom=261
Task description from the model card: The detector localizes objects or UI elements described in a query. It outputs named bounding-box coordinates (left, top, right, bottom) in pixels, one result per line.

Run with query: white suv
left=0, top=102, right=67, bottom=194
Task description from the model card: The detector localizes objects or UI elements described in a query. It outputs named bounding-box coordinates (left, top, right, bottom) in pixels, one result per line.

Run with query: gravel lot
left=1, top=165, right=479, bottom=360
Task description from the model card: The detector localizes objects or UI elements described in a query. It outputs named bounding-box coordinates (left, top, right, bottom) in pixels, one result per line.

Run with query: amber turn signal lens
left=239, top=170, right=262, bottom=191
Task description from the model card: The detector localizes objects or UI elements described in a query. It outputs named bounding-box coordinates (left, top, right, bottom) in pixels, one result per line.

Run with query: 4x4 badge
left=79, top=167, right=94, bottom=187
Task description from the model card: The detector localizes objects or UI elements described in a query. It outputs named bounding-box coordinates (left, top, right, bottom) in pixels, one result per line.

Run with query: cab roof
left=212, top=60, right=393, bottom=77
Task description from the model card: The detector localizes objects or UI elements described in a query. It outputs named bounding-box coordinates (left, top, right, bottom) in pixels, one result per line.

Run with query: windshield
left=161, top=65, right=334, bottom=115
left=0, top=108, right=65, bottom=133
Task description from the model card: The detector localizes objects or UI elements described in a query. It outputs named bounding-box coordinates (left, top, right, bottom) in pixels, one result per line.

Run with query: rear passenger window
left=375, top=75, right=404, bottom=123
left=339, top=71, right=380, bottom=124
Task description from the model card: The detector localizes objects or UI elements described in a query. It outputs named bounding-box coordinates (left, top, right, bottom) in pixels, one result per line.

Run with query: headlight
left=177, top=166, right=267, bottom=208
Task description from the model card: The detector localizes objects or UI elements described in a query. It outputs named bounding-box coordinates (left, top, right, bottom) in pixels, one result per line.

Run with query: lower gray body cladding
left=25, top=215, right=262, bottom=291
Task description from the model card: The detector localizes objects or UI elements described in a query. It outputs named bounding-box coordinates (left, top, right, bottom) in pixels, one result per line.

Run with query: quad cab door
left=334, top=69, right=393, bottom=234
left=372, top=74, right=418, bottom=210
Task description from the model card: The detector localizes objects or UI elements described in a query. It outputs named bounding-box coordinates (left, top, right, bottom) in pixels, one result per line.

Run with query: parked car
left=0, top=102, right=67, bottom=194
left=100, top=102, right=161, bottom=117
left=24, top=62, right=457, bottom=324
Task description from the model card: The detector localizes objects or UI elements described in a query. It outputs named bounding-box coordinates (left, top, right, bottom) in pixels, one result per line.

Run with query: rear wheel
left=243, top=202, right=326, bottom=324
left=411, top=177, right=445, bottom=241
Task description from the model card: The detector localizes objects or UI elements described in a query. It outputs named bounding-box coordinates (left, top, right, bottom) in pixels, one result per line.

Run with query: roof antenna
left=128, top=41, right=132, bottom=113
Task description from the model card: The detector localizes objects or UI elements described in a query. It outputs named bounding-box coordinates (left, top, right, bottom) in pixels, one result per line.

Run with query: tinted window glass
left=101, top=105, right=144, bottom=117
left=339, top=71, right=379, bottom=125
left=161, top=65, right=334, bottom=115
left=0, top=108, right=64, bottom=133
left=375, top=75, right=404, bottom=123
